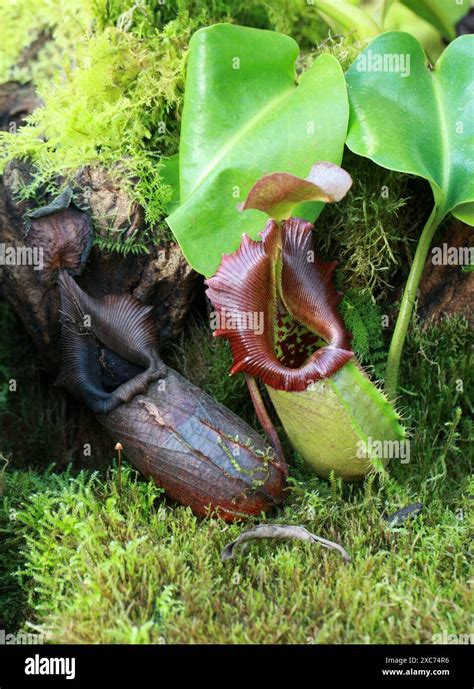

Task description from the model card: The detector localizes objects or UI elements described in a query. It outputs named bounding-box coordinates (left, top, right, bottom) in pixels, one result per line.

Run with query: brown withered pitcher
left=56, top=272, right=287, bottom=521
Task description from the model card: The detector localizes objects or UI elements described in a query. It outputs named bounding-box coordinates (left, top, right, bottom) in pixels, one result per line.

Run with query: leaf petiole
left=385, top=204, right=446, bottom=396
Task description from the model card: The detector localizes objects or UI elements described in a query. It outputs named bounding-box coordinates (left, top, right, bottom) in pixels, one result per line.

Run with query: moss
left=0, top=468, right=50, bottom=631
left=299, top=32, right=363, bottom=73
left=0, top=23, right=189, bottom=233
left=0, top=0, right=97, bottom=85
left=1, top=436, right=470, bottom=643
left=340, top=288, right=387, bottom=377
left=0, top=0, right=331, bottom=253
left=397, top=315, right=473, bottom=497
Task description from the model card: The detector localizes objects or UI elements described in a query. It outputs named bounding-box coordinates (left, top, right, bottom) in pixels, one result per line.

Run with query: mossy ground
left=0, top=306, right=471, bottom=644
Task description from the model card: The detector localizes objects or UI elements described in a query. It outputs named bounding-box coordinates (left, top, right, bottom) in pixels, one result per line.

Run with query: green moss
left=0, top=0, right=327, bottom=87
left=397, top=315, right=473, bottom=498
left=0, top=23, right=189, bottom=234
left=299, top=32, right=363, bottom=73
left=0, top=0, right=98, bottom=85
left=340, top=288, right=387, bottom=377
left=0, top=468, right=50, bottom=631
left=1, top=442, right=470, bottom=643
left=0, top=0, right=330, bottom=253
left=316, top=152, right=429, bottom=302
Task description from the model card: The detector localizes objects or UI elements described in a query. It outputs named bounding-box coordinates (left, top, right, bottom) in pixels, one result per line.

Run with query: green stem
left=385, top=205, right=445, bottom=397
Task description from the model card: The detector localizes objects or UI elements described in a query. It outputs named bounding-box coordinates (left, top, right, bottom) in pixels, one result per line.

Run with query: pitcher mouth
left=206, top=217, right=353, bottom=393
left=56, top=272, right=165, bottom=413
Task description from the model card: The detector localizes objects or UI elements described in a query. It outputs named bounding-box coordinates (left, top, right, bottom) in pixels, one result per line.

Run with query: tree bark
left=418, top=221, right=473, bottom=325
left=0, top=83, right=197, bottom=371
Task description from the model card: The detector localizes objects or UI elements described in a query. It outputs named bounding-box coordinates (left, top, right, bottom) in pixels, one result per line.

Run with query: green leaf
left=313, top=0, right=381, bottom=41
left=400, top=0, right=468, bottom=40
left=159, top=153, right=180, bottom=215
left=166, top=24, right=349, bottom=277
left=384, top=2, right=446, bottom=63
left=346, top=32, right=474, bottom=224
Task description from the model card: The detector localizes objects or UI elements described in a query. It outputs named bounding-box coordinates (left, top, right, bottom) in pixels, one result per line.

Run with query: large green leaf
left=361, top=0, right=395, bottom=25
left=346, top=32, right=474, bottom=224
left=384, top=2, right=446, bottom=63
left=400, top=0, right=468, bottom=40
left=166, top=24, right=349, bottom=277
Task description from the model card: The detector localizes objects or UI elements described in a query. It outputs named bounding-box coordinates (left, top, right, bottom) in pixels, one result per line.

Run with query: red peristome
left=280, top=217, right=352, bottom=352
left=205, top=218, right=353, bottom=393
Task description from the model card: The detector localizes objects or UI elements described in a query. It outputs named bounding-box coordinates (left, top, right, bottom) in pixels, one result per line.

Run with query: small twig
left=385, top=503, right=423, bottom=528
left=221, top=524, right=351, bottom=563
left=114, top=442, right=123, bottom=496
